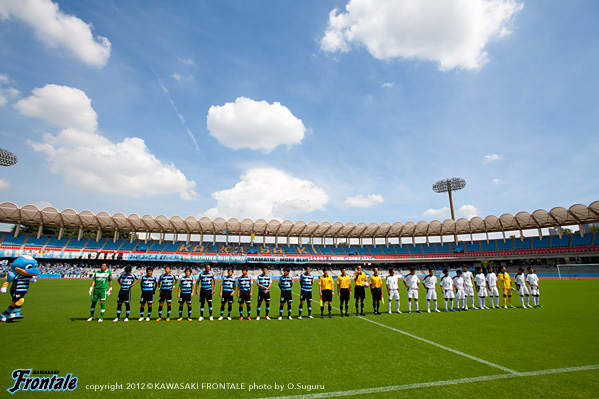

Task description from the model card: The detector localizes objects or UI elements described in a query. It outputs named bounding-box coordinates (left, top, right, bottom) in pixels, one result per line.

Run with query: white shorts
left=518, top=286, right=529, bottom=295
left=407, top=288, right=419, bottom=299
left=455, top=290, right=465, bottom=300
left=530, top=287, right=539, bottom=296
left=477, top=286, right=488, bottom=297
left=488, top=287, right=499, bottom=297
left=425, top=288, right=437, bottom=300
left=444, top=290, right=455, bottom=299
left=388, top=289, right=400, bottom=300
left=464, top=286, right=475, bottom=296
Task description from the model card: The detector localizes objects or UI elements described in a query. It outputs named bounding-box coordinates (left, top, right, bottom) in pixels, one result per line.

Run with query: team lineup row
left=86, top=263, right=542, bottom=322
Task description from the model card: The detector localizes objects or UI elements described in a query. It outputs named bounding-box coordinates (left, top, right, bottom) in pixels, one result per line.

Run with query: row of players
left=87, top=263, right=541, bottom=322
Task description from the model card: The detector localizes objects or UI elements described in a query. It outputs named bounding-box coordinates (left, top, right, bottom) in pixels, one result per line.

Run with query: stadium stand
left=23, top=235, right=48, bottom=248
left=571, top=234, right=592, bottom=252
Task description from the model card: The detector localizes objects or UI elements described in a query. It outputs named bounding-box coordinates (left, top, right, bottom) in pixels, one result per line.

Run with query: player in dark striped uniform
left=156, top=266, right=178, bottom=322
left=139, top=268, right=157, bottom=321
left=113, top=266, right=138, bottom=322
left=177, top=268, right=195, bottom=321
left=278, top=268, right=293, bottom=320
left=298, top=266, right=315, bottom=319
left=197, top=264, right=216, bottom=321
left=255, top=266, right=272, bottom=320
left=237, top=267, right=253, bottom=320
left=219, top=269, right=236, bottom=320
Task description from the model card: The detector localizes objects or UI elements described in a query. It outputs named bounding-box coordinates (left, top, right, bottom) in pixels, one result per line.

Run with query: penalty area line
left=357, top=317, right=519, bottom=374
left=256, top=364, right=599, bottom=399
left=288, top=288, right=516, bottom=375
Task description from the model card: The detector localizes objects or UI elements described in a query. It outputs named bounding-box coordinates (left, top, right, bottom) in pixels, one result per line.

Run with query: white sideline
left=289, top=288, right=517, bottom=374
left=256, top=364, right=599, bottom=399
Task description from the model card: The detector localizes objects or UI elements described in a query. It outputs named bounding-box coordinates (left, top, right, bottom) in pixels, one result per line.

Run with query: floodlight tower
left=0, top=148, right=18, bottom=167
left=432, top=177, right=466, bottom=220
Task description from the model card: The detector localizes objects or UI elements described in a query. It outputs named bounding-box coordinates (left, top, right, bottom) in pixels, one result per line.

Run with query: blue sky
left=0, top=0, right=597, bottom=226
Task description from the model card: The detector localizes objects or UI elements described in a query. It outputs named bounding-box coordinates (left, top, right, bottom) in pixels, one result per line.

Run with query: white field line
left=256, top=364, right=599, bottom=399
left=288, top=287, right=517, bottom=374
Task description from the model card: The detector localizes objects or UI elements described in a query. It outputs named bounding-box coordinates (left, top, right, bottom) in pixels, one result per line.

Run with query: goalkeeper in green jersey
left=87, top=263, right=113, bottom=322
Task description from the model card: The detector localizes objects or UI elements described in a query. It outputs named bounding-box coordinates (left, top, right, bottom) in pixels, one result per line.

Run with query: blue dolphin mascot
left=1, top=255, right=40, bottom=321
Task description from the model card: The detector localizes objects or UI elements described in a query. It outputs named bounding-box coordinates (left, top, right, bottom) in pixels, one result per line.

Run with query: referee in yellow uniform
left=369, top=268, right=383, bottom=315
left=353, top=265, right=368, bottom=316
left=337, top=267, right=351, bottom=317
left=319, top=268, right=334, bottom=318
left=498, top=266, right=514, bottom=308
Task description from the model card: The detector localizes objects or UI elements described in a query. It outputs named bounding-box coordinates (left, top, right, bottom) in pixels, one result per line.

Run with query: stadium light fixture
left=0, top=148, right=18, bottom=167
left=432, top=177, right=466, bottom=221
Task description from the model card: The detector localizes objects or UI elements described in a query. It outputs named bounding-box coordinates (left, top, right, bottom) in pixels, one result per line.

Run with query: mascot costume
left=0, top=255, right=40, bottom=322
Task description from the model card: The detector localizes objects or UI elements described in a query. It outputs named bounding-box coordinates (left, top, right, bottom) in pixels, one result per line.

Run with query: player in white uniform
left=526, top=267, right=541, bottom=308
left=474, top=268, right=488, bottom=309
left=453, top=269, right=467, bottom=311
left=385, top=268, right=402, bottom=314
left=485, top=267, right=500, bottom=308
left=440, top=269, right=455, bottom=312
left=514, top=267, right=530, bottom=309
left=403, top=268, right=421, bottom=314
left=462, top=265, right=478, bottom=309
left=422, top=269, right=440, bottom=313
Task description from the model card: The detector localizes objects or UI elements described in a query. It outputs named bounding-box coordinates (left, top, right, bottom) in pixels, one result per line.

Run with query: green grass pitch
left=1, top=279, right=598, bottom=398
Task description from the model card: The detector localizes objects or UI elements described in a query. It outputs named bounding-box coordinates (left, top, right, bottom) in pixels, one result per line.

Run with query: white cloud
left=423, top=207, right=449, bottom=218
left=204, top=168, right=328, bottom=221
left=171, top=73, right=194, bottom=82
left=178, top=57, right=195, bottom=66
left=492, top=178, right=504, bottom=185
left=206, top=97, right=307, bottom=152
left=15, top=84, right=97, bottom=132
left=484, top=153, right=503, bottom=163
left=0, top=178, right=9, bottom=190
left=345, top=194, right=384, bottom=208
left=381, top=82, right=394, bottom=88
left=0, top=74, right=19, bottom=106
left=321, top=0, right=523, bottom=71
left=458, top=204, right=479, bottom=219
left=0, top=0, right=111, bottom=67
left=424, top=204, right=479, bottom=219
left=16, top=84, right=196, bottom=199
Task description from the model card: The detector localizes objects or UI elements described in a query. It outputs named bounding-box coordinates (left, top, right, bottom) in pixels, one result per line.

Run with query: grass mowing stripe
left=288, top=287, right=518, bottom=375
left=256, top=364, right=599, bottom=399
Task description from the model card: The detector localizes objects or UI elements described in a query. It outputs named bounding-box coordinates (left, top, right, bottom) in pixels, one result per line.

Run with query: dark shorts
left=140, top=291, right=154, bottom=304
left=258, top=291, right=271, bottom=302
left=117, top=290, right=131, bottom=303
left=238, top=291, right=251, bottom=304
left=355, top=286, right=366, bottom=300
left=371, top=288, right=382, bottom=301
left=339, top=288, right=350, bottom=301
left=10, top=291, right=26, bottom=302
left=159, top=289, right=173, bottom=303
left=200, top=290, right=213, bottom=303
left=321, top=289, right=333, bottom=302
left=179, top=293, right=192, bottom=304
left=300, top=290, right=312, bottom=302
left=221, top=291, right=234, bottom=304
left=280, top=290, right=293, bottom=303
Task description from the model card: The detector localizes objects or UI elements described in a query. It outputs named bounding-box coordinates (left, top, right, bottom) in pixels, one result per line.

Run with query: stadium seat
left=464, top=241, right=481, bottom=256
left=435, top=243, right=452, bottom=257
left=1, top=234, right=27, bottom=249
left=496, top=239, right=513, bottom=255
left=421, top=243, right=437, bottom=258
left=45, top=235, right=70, bottom=250
left=513, top=238, right=531, bottom=255
left=570, top=234, right=592, bottom=252
left=531, top=237, right=549, bottom=254
left=549, top=235, right=570, bottom=253
left=480, top=241, right=497, bottom=256
left=23, top=234, right=49, bottom=248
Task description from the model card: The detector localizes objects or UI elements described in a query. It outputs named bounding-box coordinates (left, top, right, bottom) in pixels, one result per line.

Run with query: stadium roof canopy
left=1, top=201, right=598, bottom=240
